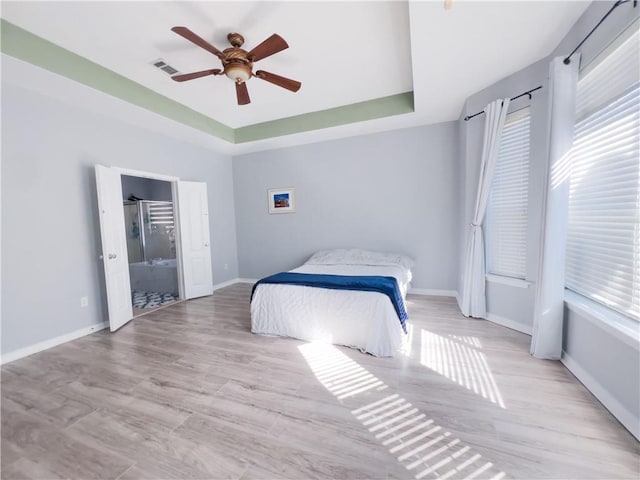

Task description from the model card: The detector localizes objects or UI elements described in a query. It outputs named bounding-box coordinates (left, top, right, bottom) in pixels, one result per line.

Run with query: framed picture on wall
left=268, top=187, right=295, bottom=214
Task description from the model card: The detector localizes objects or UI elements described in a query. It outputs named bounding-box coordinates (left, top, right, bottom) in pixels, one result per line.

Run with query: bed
left=250, top=248, right=413, bottom=357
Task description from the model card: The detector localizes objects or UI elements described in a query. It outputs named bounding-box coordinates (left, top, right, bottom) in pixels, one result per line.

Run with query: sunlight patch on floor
left=298, top=342, right=507, bottom=480
left=420, top=330, right=506, bottom=408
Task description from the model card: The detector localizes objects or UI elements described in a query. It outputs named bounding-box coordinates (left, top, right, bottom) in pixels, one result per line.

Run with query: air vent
left=151, top=58, right=179, bottom=76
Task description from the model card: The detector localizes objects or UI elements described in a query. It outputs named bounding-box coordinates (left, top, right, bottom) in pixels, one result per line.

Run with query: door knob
left=108, top=253, right=117, bottom=259
left=204, top=243, right=209, bottom=247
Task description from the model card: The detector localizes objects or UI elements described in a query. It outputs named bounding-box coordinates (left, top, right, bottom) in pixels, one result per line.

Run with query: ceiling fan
left=170, top=26, right=301, bottom=106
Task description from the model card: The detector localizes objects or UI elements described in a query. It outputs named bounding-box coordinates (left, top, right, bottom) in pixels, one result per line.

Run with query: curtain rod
left=463, top=85, right=543, bottom=121
left=564, top=0, right=637, bottom=65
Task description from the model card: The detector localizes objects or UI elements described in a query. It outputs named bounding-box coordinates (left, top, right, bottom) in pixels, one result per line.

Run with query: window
left=486, top=107, right=531, bottom=279
left=566, top=28, right=639, bottom=321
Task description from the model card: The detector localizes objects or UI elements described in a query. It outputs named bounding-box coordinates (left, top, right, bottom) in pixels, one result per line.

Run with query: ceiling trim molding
left=235, top=92, right=414, bottom=143
left=0, top=19, right=234, bottom=142
left=1, top=19, right=414, bottom=145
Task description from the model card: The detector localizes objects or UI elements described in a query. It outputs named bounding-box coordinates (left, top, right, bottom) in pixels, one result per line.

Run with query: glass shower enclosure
left=123, top=200, right=176, bottom=263
left=123, top=200, right=179, bottom=306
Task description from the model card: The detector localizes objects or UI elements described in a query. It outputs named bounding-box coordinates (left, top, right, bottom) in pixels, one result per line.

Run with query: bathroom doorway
left=121, top=175, right=180, bottom=316
left=96, top=165, right=213, bottom=331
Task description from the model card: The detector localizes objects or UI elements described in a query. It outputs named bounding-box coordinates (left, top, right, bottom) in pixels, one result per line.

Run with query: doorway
left=121, top=175, right=179, bottom=317
left=95, top=165, right=214, bottom=332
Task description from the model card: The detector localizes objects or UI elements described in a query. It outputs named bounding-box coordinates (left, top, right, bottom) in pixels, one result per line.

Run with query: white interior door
left=95, top=165, right=133, bottom=331
left=177, top=181, right=213, bottom=299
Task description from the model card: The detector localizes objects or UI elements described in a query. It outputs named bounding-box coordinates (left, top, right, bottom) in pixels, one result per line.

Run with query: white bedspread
left=250, top=263, right=410, bottom=357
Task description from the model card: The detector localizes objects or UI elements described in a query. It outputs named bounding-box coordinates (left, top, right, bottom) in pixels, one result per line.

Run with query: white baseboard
left=212, top=278, right=258, bottom=291
left=1, top=322, right=109, bottom=365
left=562, top=352, right=639, bottom=441
left=409, top=288, right=457, bottom=297
left=485, top=313, right=533, bottom=335
left=212, top=278, right=242, bottom=291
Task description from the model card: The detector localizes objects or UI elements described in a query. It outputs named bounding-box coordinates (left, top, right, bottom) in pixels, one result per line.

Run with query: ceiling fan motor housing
left=222, top=43, right=252, bottom=83
left=227, top=32, right=245, bottom=47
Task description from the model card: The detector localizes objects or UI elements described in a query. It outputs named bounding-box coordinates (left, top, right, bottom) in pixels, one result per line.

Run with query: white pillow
left=306, top=248, right=414, bottom=270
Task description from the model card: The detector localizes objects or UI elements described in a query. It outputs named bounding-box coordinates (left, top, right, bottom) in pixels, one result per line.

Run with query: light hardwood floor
left=132, top=300, right=182, bottom=319
left=2, top=283, right=638, bottom=479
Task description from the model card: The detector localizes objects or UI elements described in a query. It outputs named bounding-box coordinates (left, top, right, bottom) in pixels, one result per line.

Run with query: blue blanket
left=251, top=272, right=408, bottom=333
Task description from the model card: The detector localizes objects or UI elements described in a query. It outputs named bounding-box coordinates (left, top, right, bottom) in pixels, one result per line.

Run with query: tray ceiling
left=1, top=1, right=591, bottom=151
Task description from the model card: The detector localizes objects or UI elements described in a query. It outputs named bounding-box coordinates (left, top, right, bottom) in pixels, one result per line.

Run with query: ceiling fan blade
left=236, top=82, right=251, bottom=105
left=171, top=26, right=226, bottom=60
left=255, top=70, right=301, bottom=92
left=247, top=34, right=289, bottom=62
left=171, top=69, right=221, bottom=82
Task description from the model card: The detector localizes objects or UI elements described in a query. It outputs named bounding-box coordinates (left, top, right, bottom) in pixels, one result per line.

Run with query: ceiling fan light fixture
left=224, top=63, right=252, bottom=83
left=171, top=27, right=301, bottom=105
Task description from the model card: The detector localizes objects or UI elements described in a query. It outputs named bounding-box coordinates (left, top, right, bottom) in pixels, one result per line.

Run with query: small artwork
left=268, top=188, right=295, bottom=214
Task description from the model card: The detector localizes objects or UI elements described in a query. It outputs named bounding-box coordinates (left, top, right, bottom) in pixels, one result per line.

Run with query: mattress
left=250, top=250, right=413, bottom=357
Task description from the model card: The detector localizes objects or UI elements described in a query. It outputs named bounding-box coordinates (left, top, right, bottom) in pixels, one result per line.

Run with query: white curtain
left=460, top=99, right=510, bottom=318
left=530, top=56, right=580, bottom=359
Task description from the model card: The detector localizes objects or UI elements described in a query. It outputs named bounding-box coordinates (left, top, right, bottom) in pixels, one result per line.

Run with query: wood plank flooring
left=132, top=300, right=182, bottom=319
left=2, top=283, right=638, bottom=479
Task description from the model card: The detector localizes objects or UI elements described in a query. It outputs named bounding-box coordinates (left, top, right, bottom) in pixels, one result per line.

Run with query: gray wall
left=455, top=117, right=466, bottom=299
left=457, top=0, right=639, bottom=438
left=553, top=0, right=640, bottom=440
left=458, top=56, right=550, bottom=331
left=1, top=78, right=239, bottom=355
left=563, top=309, right=640, bottom=438
left=551, top=0, right=638, bottom=66
left=233, top=122, right=460, bottom=291
left=121, top=175, right=172, bottom=202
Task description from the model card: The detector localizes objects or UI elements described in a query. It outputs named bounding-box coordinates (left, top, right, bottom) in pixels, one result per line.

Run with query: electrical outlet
left=224, top=263, right=229, bottom=270
left=80, top=296, right=89, bottom=307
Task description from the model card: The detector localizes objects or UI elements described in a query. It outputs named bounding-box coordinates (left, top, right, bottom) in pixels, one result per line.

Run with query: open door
left=95, top=165, right=133, bottom=331
left=177, top=181, right=213, bottom=299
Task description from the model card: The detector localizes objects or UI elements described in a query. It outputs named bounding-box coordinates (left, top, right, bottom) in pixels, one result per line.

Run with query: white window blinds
left=486, top=107, right=531, bottom=279
left=566, top=28, right=640, bottom=321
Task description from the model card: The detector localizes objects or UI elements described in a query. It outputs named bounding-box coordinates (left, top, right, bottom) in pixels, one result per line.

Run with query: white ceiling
left=1, top=1, right=591, bottom=150
left=409, top=1, right=591, bottom=122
